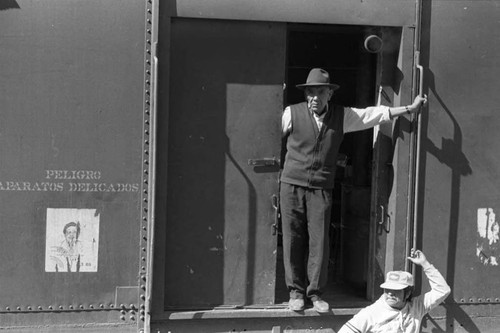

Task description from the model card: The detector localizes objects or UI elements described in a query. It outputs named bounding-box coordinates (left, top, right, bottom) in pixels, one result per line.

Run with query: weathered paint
left=477, top=208, right=499, bottom=266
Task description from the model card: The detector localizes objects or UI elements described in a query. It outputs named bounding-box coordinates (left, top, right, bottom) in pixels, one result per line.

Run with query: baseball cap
left=380, top=271, right=414, bottom=290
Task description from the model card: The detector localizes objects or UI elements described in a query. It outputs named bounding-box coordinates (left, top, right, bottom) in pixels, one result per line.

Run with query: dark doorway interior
left=275, top=24, right=379, bottom=308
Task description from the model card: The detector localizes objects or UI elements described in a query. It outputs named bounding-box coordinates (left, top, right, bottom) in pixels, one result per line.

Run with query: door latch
left=248, top=157, right=279, bottom=167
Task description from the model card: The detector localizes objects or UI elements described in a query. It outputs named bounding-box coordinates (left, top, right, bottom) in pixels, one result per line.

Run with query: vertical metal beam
left=405, top=0, right=423, bottom=272
left=143, top=1, right=159, bottom=332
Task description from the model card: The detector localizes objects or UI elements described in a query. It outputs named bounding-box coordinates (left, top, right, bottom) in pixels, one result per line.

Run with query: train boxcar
left=0, top=0, right=499, bottom=332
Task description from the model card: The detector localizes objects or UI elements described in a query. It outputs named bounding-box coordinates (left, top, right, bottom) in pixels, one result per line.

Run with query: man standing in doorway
left=280, top=68, right=427, bottom=312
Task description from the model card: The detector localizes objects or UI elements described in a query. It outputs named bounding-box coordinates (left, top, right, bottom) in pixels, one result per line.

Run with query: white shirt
left=281, top=104, right=392, bottom=135
left=338, top=264, right=451, bottom=333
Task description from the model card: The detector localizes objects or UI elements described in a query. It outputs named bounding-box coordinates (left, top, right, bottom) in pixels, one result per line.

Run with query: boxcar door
left=156, top=18, right=285, bottom=309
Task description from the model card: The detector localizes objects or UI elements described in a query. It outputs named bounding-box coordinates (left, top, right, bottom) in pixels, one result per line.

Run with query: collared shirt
left=282, top=104, right=392, bottom=135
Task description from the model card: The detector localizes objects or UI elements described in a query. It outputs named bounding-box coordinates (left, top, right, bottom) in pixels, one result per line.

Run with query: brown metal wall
left=417, top=1, right=500, bottom=332
left=0, top=0, right=150, bottom=330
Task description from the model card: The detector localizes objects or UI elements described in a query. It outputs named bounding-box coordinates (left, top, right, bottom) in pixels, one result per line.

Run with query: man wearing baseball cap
left=337, top=249, right=451, bottom=333
left=280, top=68, right=427, bottom=312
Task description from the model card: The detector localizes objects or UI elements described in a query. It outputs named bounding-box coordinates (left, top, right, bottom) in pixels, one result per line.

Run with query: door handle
left=415, top=51, right=424, bottom=97
left=248, top=157, right=279, bottom=167
left=378, top=204, right=390, bottom=233
left=271, top=194, right=279, bottom=236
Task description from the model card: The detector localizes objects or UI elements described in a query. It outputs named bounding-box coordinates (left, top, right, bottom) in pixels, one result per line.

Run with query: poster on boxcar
left=45, top=208, right=100, bottom=272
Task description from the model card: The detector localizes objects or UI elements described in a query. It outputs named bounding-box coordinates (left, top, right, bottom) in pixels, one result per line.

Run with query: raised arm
left=408, top=249, right=451, bottom=313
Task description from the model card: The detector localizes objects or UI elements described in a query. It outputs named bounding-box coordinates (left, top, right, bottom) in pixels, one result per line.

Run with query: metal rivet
left=140, top=304, right=145, bottom=309
left=142, top=247, right=146, bottom=252
left=141, top=285, right=146, bottom=290
left=69, top=305, right=73, bottom=309
left=486, top=298, right=491, bottom=303
left=110, top=304, right=115, bottom=308
left=59, top=306, right=63, bottom=310
left=469, top=298, right=474, bottom=303
left=140, top=315, right=145, bottom=321
left=90, top=304, right=94, bottom=309
left=142, top=276, right=147, bottom=281
left=49, top=305, right=53, bottom=310
left=478, top=298, right=483, bottom=303
left=120, top=310, right=126, bottom=315
left=38, top=306, right=42, bottom=310
left=120, top=304, right=125, bottom=309
left=140, top=295, right=146, bottom=301
left=100, top=304, right=104, bottom=308
left=460, top=299, right=465, bottom=303
left=120, top=315, right=126, bottom=321
left=17, top=306, right=21, bottom=311
left=140, top=310, right=145, bottom=315
left=28, top=306, right=32, bottom=310
left=5, top=307, right=10, bottom=311
left=130, top=316, right=136, bottom=321
left=142, top=257, right=146, bottom=261
left=79, top=305, right=84, bottom=309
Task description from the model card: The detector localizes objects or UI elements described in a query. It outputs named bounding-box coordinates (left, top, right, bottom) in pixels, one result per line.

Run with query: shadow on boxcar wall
left=0, top=0, right=19, bottom=11
left=423, top=69, right=476, bottom=333
left=418, top=2, right=477, bottom=331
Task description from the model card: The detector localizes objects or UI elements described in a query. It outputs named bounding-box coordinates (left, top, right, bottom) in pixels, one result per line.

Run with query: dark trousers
left=280, top=182, right=332, bottom=301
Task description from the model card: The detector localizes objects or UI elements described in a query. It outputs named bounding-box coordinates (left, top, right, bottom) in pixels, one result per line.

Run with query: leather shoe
left=288, top=298, right=305, bottom=311
left=312, top=299, right=329, bottom=313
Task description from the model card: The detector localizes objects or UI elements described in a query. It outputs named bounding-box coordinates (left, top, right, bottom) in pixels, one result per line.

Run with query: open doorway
left=275, top=23, right=380, bottom=307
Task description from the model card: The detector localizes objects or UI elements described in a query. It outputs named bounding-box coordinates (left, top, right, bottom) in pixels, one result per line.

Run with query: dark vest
left=280, top=102, right=344, bottom=189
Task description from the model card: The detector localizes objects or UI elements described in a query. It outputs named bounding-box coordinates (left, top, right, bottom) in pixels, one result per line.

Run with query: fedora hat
left=296, top=68, right=340, bottom=90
